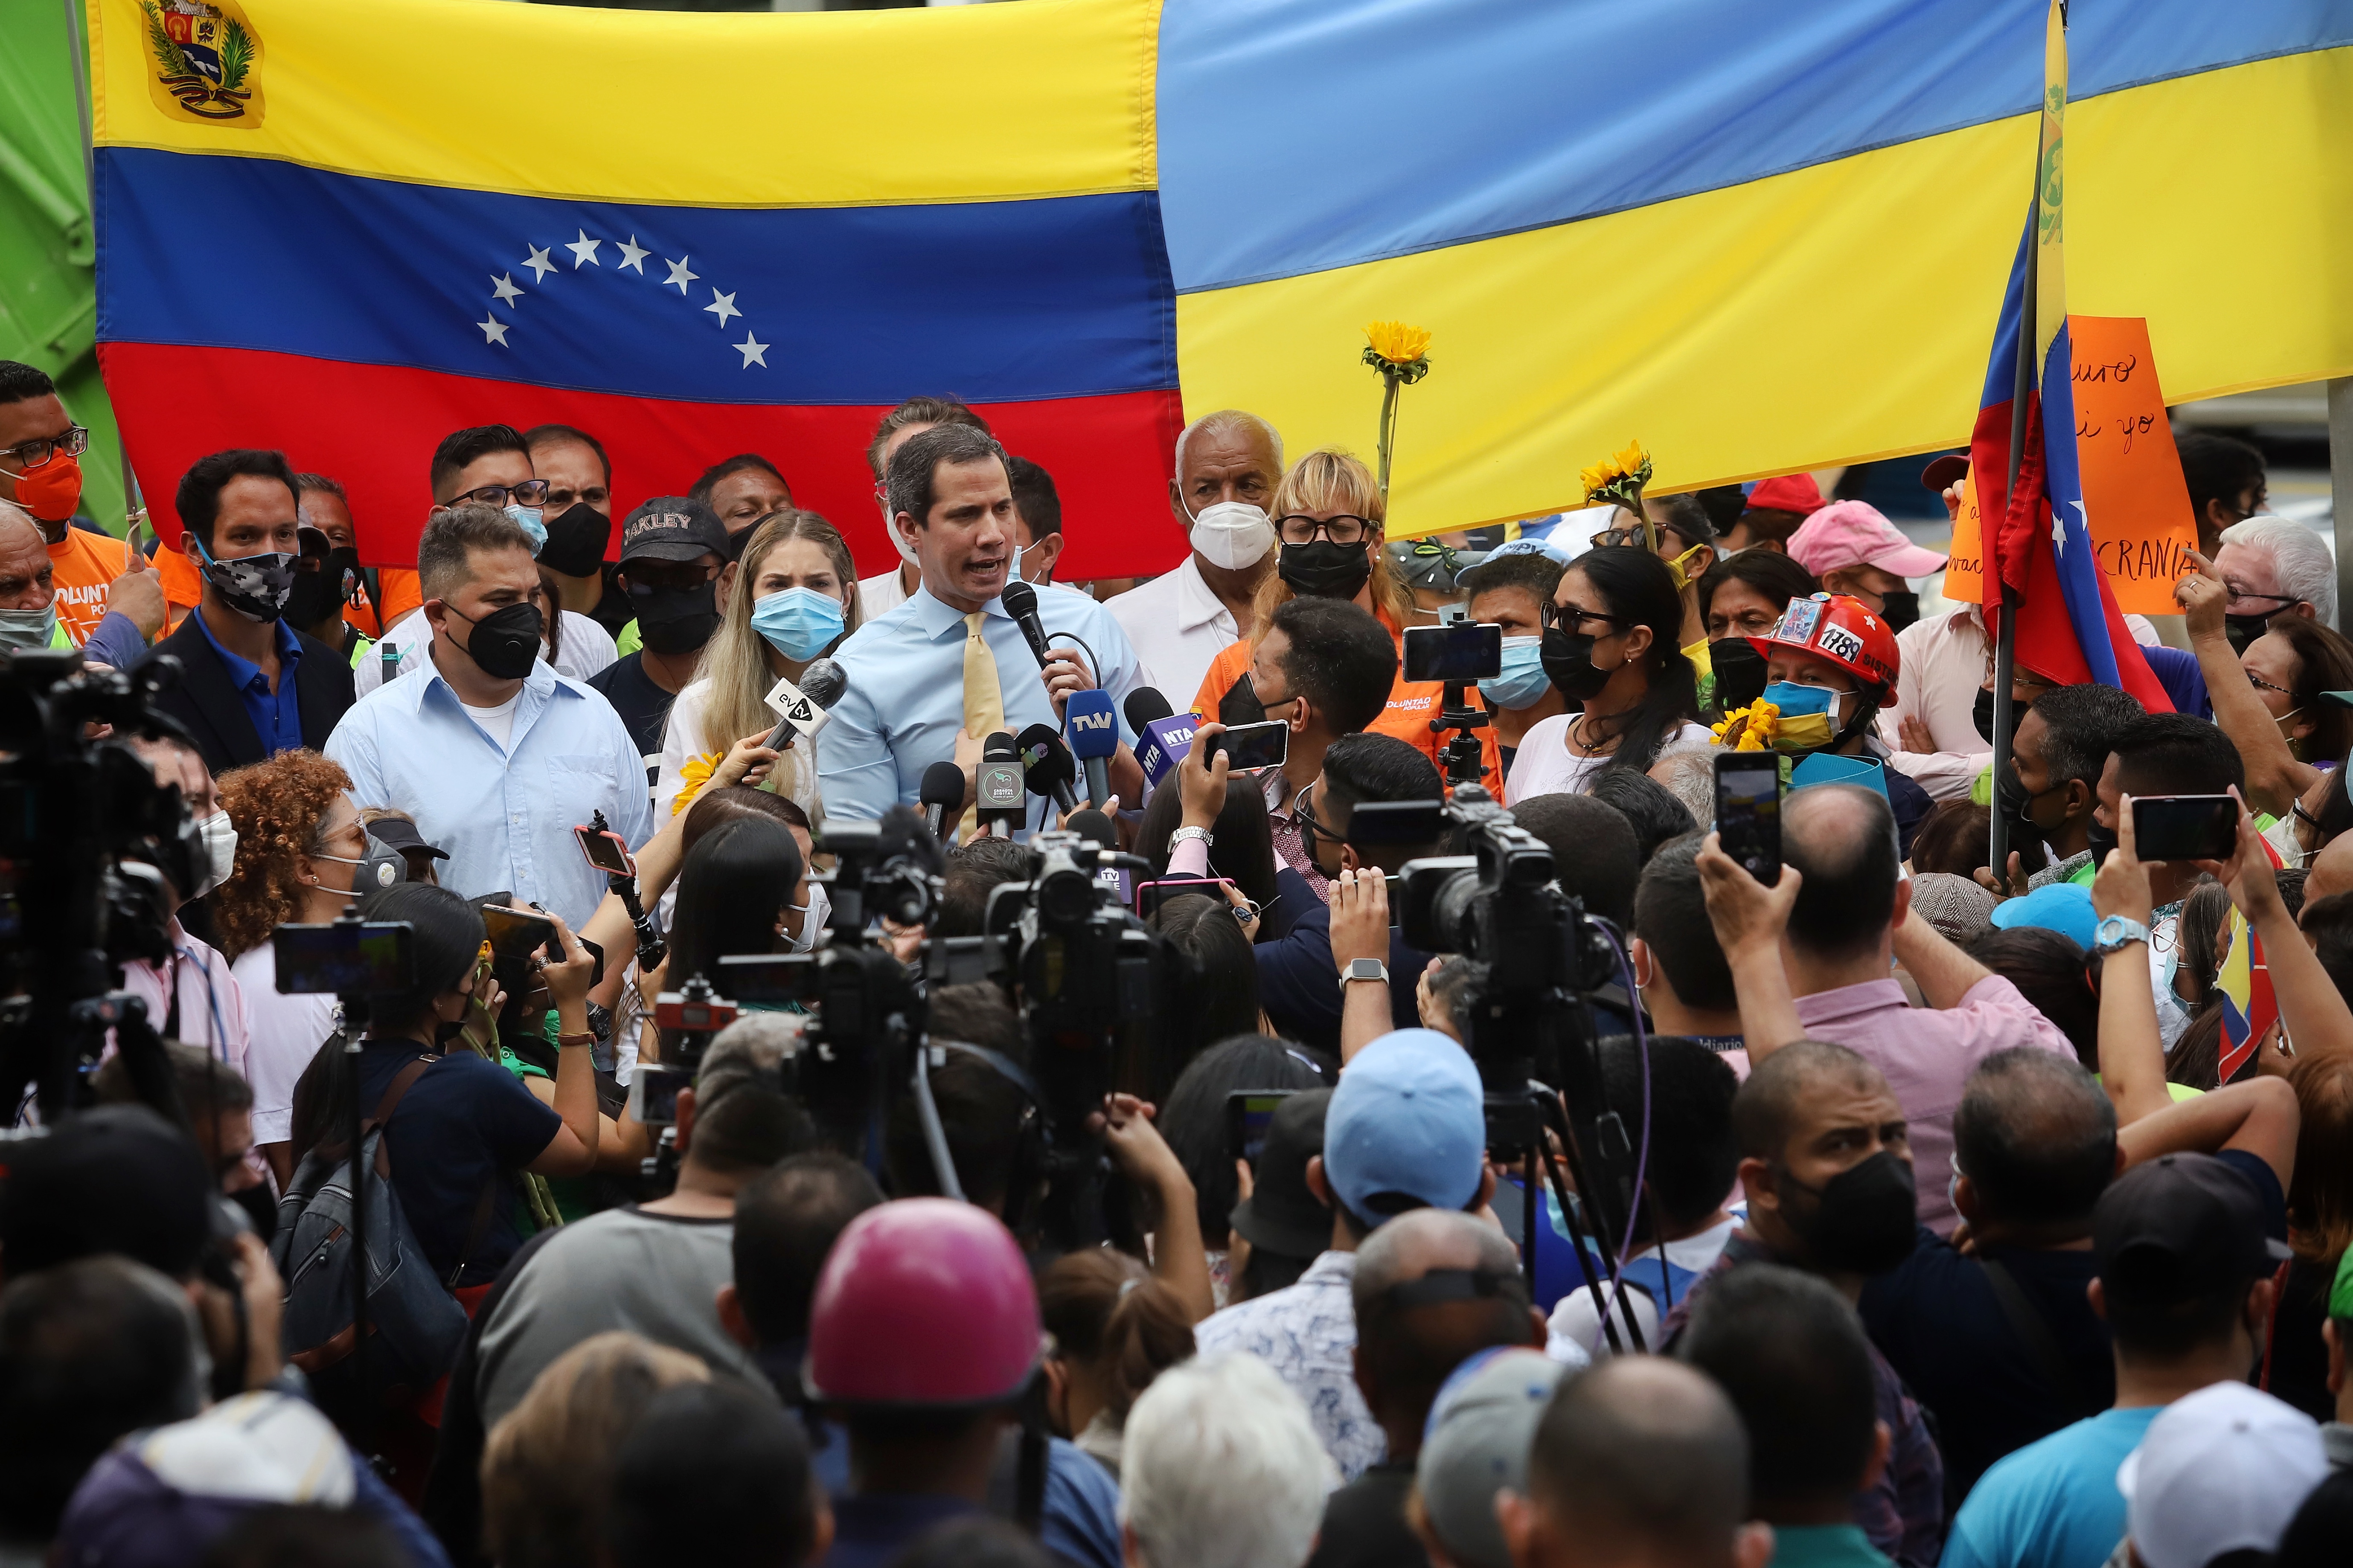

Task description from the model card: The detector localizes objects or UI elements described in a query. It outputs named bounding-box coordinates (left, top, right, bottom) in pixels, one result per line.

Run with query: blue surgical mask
left=1010, top=540, right=1045, bottom=584
left=505, top=503, right=547, bottom=553
left=1478, top=636, right=1552, bottom=711
left=1759, top=680, right=1839, bottom=718
left=751, top=586, right=846, bottom=662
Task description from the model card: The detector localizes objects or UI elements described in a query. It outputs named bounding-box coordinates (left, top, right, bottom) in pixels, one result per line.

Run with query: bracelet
left=555, top=1031, right=597, bottom=1049
left=1167, top=825, right=1213, bottom=853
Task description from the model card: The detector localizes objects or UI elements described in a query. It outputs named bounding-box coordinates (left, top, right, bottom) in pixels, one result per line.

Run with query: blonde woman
left=654, top=509, right=859, bottom=822
left=1185, top=447, right=1486, bottom=786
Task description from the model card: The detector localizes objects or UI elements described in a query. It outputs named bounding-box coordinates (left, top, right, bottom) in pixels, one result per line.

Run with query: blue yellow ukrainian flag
left=89, top=0, right=2353, bottom=569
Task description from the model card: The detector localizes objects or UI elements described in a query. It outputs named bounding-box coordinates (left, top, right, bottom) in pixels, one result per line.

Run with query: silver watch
left=1166, top=825, right=1213, bottom=854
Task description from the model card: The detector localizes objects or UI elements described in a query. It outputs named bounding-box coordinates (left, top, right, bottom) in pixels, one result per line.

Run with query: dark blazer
left=143, top=610, right=357, bottom=777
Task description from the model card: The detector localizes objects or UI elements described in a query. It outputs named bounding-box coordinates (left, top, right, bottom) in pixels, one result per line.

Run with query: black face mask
left=1878, top=589, right=1920, bottom=633
left=447, top=601, right=543, bottom=680
left=536, top=504, right=611, bottom=579
left=1995, top=764, right=2052, bottom=839
left=631, top=579, right=721, bottom=656
left=2085, top=817, right=2120, bottom=869
left=1541, top=625, right=1614, bottom=701
left=2225, top=612, right=2277, bottom=656
left=1708, top=636, right=1769, bottom=712
left=1780, top=1150, right=1918, bottom=1275
left=1278, top=540, right=1372, bottom=601
left=282, top=556, right=346, bottom=630
left=1219, top=671, right=1268, bottom=727
left=1973, top=686, right=2027, bottom=753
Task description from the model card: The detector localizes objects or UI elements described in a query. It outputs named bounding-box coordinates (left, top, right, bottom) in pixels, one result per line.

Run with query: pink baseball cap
left=1787, top=500, right=1948, bottom=579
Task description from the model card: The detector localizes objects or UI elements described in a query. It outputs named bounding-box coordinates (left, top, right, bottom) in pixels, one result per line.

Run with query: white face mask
left=195, top=810, right=238, bottom=898
left=788, top=881, right=831, bottom=953
left=1187, top=500, right=1277, bottom=572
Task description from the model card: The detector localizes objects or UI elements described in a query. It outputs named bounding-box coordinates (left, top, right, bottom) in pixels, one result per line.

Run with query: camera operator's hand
left=2090, top=795, right=2155, bottom=927
left=1694, top=834, right=1800, bottom=962
left=1330, top=866, right=1390, bottom=970
left=714, top=731, right=784, bottom=791
left=230, top=1231, right=285, bottom=1390
left=1093, top=1094, right=1216, bottom=1323
left=1178, top=723, right=1232, bottom=831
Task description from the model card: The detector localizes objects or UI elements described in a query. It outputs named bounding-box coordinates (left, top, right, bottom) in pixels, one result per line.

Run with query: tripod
left=1429, top=681, right=1490, bottom=788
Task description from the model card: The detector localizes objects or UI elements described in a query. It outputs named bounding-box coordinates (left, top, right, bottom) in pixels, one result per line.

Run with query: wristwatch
left=1167, top=825, right=1213, bottom=854
left=2092, top=915, right=2150, bottom=955
left=1340, top=958, right=1391, bottom=990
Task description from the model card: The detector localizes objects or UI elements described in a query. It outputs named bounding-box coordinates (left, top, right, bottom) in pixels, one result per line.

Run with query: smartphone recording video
left=2131, top=794, right=2238, bottom=862
left=1714, top=753, right=1783, bottom=883
left=1403, top=622, right=1504, bottom=684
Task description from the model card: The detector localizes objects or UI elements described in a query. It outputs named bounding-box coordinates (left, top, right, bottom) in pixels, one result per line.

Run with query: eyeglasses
left=2249, top=672, right=2295, bottom=698
left=0, top=426, right=88, bottom=472
left=1291, top=784, right=1348, bottom=847
left=1588, top=523, right=1693, bottom=554
left=1277, top=514, right=1370, bottom=546
left=1543, top=601, right=1624, bottom=634
left=446, top=479, right=551, bottom=508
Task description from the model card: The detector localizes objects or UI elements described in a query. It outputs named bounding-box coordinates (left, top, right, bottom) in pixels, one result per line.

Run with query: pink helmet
left=803, top=1198, right=1044, bottom=1407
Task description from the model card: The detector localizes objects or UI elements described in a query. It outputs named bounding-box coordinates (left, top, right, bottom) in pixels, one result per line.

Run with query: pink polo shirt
left=1792, top=975, right=2074, bottom=1236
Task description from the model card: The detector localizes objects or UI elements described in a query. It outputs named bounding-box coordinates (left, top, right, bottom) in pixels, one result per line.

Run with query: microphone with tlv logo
left=1123, top=687, right=1199, bottom=796
left=1063, top=689, right=1119, bottom=807
left=974, top=732, right=1027, bottom=836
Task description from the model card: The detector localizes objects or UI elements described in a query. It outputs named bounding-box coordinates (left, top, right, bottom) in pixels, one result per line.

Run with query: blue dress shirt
left=819, top=583, right=1149, bottom=823
left=324, top=657, right=654, bottom=929
left=193, top=607, right=304, bottom=758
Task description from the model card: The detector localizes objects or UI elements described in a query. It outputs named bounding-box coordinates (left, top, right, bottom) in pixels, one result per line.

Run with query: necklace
left=1568, top=711, right=1621, bottom=756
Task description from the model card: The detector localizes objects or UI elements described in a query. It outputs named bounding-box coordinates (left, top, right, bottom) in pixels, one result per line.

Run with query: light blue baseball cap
left=1987, top=879, right=2098, bottom=952
left=1325, top=1029, right=1486, bottom=1223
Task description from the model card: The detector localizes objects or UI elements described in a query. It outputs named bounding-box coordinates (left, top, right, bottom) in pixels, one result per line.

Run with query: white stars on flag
left=475, top=232, right=767, bottom=369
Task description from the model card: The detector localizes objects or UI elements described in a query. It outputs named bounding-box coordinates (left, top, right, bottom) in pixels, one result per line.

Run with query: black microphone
left=1123, top=687, right=1175, bottom=730
left=975, top=731, right=1026, bottom=836
left=1066, top=808, right=1117, bottom=851
left=919, top=761, right=966, bottom=842
left=1015, top=721, right=1079, bottom=814
left=762, top=657, right=848, bottom=749
left=999, top=580, right=1053, bottom=668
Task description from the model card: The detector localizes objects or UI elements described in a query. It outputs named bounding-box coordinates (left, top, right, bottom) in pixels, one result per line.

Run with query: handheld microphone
left=919, top=761, right=966, bottom=842
left=1123, top=687, right=1200, bottom=796
left=999, top=581, right=1054, bottom=669
left=1016, top=722, right=1080, bottom=815
left=761, top=658, right=846, bottom=750
left=1066, top=806, right=1129, bottom=903
left=1064, top=688, right=1118, bottom=807
left=975, top=732, right=1026, bottom=836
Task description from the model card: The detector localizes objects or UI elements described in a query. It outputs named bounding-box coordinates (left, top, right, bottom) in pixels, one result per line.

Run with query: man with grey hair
left=465, top=1014, right=813, bottom=1428
left=822, top=422, right=1149, bottom=824
left=1307, top=1210, right=1547, bottom=1568
left=1106, top=408, right=1285, bottom=702
left=325, top=502, right=651, bottom=927
left=2212, top=514, right=2336, bottom=636
left=0, top=498, right=152, bottom=668
left=1122, top=1353, right=1335, bottom=1568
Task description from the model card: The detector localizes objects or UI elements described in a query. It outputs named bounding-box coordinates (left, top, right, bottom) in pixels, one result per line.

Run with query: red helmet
left=1748, top=593, right=1899, bottom=693
left=803, top=1198, right=1043, bottom=1407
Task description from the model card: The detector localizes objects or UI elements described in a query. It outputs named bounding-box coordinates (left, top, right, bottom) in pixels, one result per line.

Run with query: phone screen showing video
left=1714, top=754, right=1783, bottom=883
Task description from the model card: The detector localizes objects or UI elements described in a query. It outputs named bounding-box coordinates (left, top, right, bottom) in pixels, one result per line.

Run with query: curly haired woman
left=215, top=749, right=385, bottom=1184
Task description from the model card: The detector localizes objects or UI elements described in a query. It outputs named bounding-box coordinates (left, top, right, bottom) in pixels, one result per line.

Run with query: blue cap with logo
left=1325, top=1028, right=1486, bottom=1224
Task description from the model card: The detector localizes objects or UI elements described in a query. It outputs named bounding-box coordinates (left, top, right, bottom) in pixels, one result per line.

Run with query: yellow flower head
left=1578, top=438, right=1655, bottom=506
left=1364, top=320, right=1433, bottom=366
left=672, top=752, right=720, bottom=816
left=1710, top=700, right=1781, bottom=752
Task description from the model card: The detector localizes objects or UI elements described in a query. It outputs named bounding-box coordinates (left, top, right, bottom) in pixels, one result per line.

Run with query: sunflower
left=1711, top=700, right=1780, bottom=752
left=1364, top=320, right=1433, bottom=367
left=671, top=752, right=721, bottom=816
left=1579, top=438, right=1653, bottom=507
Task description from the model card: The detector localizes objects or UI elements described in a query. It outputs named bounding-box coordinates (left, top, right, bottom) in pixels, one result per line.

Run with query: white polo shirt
left=1104, top=555, right=1235, bottom=706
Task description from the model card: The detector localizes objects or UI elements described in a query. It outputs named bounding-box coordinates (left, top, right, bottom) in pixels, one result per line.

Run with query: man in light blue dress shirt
left=325, top=505, right=652, bottom=929
left=820, top=424, right=1150, bottom=825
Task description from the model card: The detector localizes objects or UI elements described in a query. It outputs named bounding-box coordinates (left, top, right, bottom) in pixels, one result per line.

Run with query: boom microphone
left=1016, top=722, right=1080, bottom=814
left=919, top=761, right=966, bottom=842
left=1123, top=687, right=1199, bottom=796
left=762, top=657, right=847, bottom=750
left=999, top=580, right=1054, bottom=669
left=1064, top=688, right=1119, bottom=807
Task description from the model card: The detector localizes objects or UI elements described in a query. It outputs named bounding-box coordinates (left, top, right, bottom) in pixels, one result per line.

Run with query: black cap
left=618, top=496, right=730, bottom=565
left=2094, top=1153, right=2290, bottom=1306
left=0, top=1105, right=213, bottom=1280
left=366, top=817, right=448, bottom=862
left=1232, top=1088, right=1334, bottom=1260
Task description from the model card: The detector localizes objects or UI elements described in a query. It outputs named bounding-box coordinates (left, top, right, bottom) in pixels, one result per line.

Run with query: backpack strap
left=445, top=1180, right=502, bottom=1291
left=1977, top=1256, right=2098, bottom=1423
left=364, top=1055, right=436, bottom=1180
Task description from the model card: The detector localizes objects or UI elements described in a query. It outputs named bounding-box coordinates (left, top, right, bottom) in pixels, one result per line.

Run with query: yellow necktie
left=959, top=611, right=1006, bottom=836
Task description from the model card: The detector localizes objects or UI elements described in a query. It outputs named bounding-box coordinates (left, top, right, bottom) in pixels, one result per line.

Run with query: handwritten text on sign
left=1944, top=316, right=2199, bottom=616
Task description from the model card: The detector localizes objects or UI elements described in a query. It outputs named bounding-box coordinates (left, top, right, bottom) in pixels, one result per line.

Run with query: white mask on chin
left=1187, top=500, right=1277, bottom=572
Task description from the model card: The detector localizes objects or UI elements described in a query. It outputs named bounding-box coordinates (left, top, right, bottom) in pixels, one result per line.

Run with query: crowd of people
left=1, top=348, right=2350, bottom=1568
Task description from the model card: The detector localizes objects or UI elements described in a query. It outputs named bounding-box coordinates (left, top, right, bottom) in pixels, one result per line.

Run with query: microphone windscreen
left=1066, top=809, right=1117, bottom=849
left=1124, top=687, right=1175, bottom=729
left=1064, top=688, right=1119, bottom=760
left=982, top=729, right=1018, bottom=760
left=799, top=658, right=848, bottom=708
left=1015, top=722, right=1076, bottom=788
left=1000, top=581, right=1039, bottom=621
left=919, top=761, right=966, bottom=810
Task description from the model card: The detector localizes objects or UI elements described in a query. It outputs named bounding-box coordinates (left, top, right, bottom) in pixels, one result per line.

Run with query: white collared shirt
left=1103, top=555, right=1233, bottom=703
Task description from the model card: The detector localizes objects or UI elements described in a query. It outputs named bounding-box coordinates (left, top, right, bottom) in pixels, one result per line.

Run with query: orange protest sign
left=1937, top=316, right=2198, bottom=616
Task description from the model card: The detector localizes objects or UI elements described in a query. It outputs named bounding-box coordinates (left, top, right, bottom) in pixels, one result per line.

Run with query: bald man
left=1497, top=1357, right=1769, bottom=1568
left=1310, top=1210, right=1549, bottom=1568
left=0, top=499, right=152, bottom=669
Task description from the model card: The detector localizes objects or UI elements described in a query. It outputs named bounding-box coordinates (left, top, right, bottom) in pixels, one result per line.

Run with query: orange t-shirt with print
left=1187, top=604, right=1507, bottom=801
left=156, top=546, right=421, bottom=639
left=46, top=527, right=130, bottom=645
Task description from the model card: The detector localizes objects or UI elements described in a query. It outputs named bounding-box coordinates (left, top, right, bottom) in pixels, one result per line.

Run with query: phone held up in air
left=1226, top=1089, right=1298, bottom=1167
left=1714, top=752, right=1783, bottom=884
left=2131, top=794, right=2239, bottom=863
left=574, top=823, right=635, bottom=878
left=1402, top=621, right=1504, bottom=684
left=271, top=920, right=416, bottom=996
left=1206, top=719, right=1289, bottom=773
left=479, top=903, right=559, bottom=963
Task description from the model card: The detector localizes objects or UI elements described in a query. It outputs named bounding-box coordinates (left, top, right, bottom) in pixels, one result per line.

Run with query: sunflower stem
left=1376, top=370, right=1401, bottom=502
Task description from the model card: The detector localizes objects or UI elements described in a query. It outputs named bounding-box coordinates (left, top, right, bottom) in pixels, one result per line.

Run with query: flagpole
left=1988, top=184, right=2039, bottom=885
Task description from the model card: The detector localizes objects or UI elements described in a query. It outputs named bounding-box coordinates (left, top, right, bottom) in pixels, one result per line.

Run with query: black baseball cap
left=2094, top=1153, right=2290, bottom=1307
left=365, top=816, right=448, bottom=862
left=618, top=496, right=730, bottom=565
left=1232, top=1088, right=1335, bottom=1260
left=0, top=1105, right=213, bottom=1281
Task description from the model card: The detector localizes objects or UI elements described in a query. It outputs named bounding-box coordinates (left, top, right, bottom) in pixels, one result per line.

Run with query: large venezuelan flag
left=90, top=0, right=2353, bottom=566
left=88, top=0, right=1179, bottom=575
